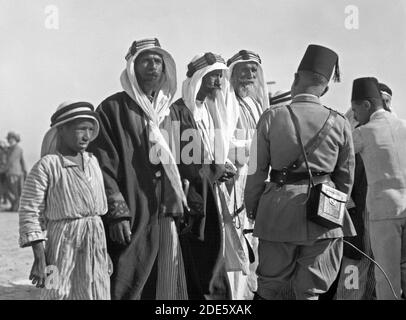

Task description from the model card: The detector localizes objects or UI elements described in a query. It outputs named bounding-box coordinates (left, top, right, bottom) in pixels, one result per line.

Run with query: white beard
left=235, top=82, right=258, bottom=99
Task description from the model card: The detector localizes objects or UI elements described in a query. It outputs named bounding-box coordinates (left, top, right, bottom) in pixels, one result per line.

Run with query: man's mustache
left=240, top=78, right=256, bottom=84
left=145, top=71, right=160, bottom=77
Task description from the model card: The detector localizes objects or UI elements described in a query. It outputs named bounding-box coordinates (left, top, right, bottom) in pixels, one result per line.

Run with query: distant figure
left=19, top=101, right=110, bottom=300
left=5, top=131, right=26, bottom=211
left=0, top=139, right=9, bottom=206
left=378, top=82, right=393, bottom=113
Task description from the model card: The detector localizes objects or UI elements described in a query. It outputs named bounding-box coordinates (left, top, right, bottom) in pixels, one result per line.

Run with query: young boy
left=18, top=101, right=110, bottom=300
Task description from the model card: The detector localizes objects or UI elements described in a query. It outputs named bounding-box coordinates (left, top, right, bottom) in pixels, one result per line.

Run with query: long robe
left=226, top=96, right=262, bottom=299
left=18, top=153, right=110, bottom=300
left=89, top=91, right=186, bottom=300
left=170, top=98, right=232, bottom=300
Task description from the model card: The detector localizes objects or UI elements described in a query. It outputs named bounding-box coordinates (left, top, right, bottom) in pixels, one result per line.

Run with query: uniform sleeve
left=331, top=119, right=355, bottom=196
left=244, top=113, right=271, bottom=217
left=352, top=127, right=364, bottom=154
left=88, top=102, right=131, bottom=225
left=18, top=159, right=49, bottom=248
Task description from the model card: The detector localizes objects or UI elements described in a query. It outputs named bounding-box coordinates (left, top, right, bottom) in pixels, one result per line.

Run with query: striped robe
left=18, top=152, right=110, bottom=300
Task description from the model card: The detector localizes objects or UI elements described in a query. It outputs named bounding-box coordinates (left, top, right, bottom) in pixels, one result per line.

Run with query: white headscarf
left=226, top=52, right=270, bottom=151
left=182, top=54, right=239, bottom=164
left=227, top=55, right=270, bottom=111
left=120, top=40, right=186, bottom=206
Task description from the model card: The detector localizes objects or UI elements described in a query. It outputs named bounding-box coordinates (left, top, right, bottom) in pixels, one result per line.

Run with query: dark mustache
left=207, top=83, right=222, bottom=89
left=145, top=71, right=160, bottom=76
left=241, top=78, right=256, bottom=84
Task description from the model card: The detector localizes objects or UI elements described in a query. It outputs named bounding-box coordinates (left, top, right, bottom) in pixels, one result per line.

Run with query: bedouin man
left=89, top=38, right=188, bottom=300
left=171, top=52, right=241, bottom=299
left=225, top=50, right=270, bottom=299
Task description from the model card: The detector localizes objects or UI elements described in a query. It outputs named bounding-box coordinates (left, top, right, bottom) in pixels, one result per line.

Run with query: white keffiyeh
left=182, top=55, right=239, bottom=164
left=120, top=46, right=187, bottom=206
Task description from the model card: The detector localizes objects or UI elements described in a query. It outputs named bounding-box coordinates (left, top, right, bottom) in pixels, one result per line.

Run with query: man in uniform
left=351, top=77, right=406, bottom=300
left=245, top=44, right=356, bottom=300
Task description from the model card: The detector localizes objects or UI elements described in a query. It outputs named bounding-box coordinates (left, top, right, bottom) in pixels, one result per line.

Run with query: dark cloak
left=89, top=91, right=183, bottom=299
left=170, top=98, right=231, bottom=300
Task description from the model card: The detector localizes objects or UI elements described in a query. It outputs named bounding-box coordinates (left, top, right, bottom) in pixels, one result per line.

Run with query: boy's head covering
left=351, top=77, right=381, bottom=101
left=298, top=44, right=340, bottom=82
left=41, top=101, right=99, bottom=156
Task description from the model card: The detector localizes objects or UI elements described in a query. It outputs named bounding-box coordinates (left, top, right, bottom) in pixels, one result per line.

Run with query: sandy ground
left=0, top=211, right=41, bottom=300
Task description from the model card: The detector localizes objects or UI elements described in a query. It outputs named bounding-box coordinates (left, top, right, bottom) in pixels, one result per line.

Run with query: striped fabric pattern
left=270, top=91, right=292, bottom=106
left=18, top=152, right=110, bottom=300
left=187, top=53, right=226, bottom=77
left=156, top=217, right=188, bottom=300
left=125, top=38, right=161, bottom=60
left=227, top=50, right=262, bottom=66
left=50, top=102, right=95, bottom=126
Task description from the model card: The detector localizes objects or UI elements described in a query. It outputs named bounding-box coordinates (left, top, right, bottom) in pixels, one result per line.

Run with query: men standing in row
left=226, top=50, right=269, bottom=299
left=351, top=77, right=406, bottom=300
left=89, top=38, right=188, bottom=300
left=245, top=44, right=356, bottom=300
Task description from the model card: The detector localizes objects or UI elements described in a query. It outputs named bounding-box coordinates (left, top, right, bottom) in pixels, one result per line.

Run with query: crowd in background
left=0, top=131, right=26, bottom=212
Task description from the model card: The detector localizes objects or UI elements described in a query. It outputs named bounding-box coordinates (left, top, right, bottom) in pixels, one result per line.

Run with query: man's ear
left=363, top=100, right=371, bottom=110
left=362, top=100, right=374, bottom=118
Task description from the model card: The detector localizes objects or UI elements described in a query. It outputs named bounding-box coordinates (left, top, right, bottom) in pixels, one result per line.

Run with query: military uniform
left=244, top=44, right=356, bottom=300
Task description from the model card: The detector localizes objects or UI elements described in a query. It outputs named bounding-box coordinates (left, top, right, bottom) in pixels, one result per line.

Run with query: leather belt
left=270, top=168, right=330, bottom=186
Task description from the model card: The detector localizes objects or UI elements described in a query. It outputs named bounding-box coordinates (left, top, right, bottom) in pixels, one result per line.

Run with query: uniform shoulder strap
left=285, top=105, right=338, bottom=172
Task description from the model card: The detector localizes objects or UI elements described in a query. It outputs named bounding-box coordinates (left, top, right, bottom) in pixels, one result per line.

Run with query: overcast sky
left=1, top=0, right=405, bottom=169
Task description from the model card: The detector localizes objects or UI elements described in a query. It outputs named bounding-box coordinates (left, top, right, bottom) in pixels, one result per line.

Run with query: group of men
left=56, top=37, right=405, bottom=300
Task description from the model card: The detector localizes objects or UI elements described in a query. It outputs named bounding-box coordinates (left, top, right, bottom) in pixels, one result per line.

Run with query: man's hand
left=29, top=241, right=47, bottom=288
left=218, top=162, right=237, bottom=182
left=109, top=219, right=132, bottom=245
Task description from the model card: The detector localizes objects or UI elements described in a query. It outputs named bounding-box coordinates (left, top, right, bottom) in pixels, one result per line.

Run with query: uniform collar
left=291, top=93, right=321, bottom=105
